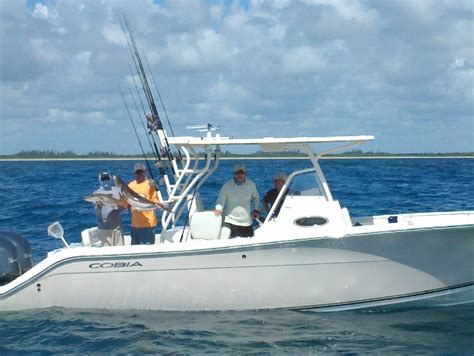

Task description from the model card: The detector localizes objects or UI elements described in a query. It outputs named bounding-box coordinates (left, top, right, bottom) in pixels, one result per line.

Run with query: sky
left=0, top=0, right=473, bottom=154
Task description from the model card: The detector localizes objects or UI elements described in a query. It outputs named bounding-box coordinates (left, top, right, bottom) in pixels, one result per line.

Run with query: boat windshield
left=287, top=170, right=324, bottom=197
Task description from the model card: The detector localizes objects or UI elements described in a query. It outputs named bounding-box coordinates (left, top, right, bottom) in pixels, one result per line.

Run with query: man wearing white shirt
left=93, top=171, right=125, bottom=246
left=214, top=164, right=260, bottom=238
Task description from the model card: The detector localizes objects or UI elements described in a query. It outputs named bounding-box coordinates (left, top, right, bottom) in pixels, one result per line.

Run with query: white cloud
left=33, top=3, right=50, bottom=19
left=0, top=0, right=472, bottom=154
left=44, top=108, right=113, bottom=125
left=164, top=34, right=201, bottom=70
left=209, top=3, right=224, bottom=21
left=74, top=50, right=92, bottom=66
left=220, top=105, right=248, bottom=121
left=208, top=79, right=248, bottom=102
left=282, top=46, right=326, bottom=74
left=102, top=25, right=127, bottom=46
left=28, top=38, right=62, bottom=63
left=160, top=28, right=232, bottom=71
left=303, top=0, right=377, bottom=23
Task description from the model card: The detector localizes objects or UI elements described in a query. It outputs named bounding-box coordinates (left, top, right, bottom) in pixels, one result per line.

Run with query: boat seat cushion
left=190, top=211, right=222, bottom=240
left=81, top=227, right=99, bottom=246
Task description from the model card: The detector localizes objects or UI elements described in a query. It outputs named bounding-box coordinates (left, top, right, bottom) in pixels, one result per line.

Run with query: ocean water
left=0, top=158, right=473, bottom=353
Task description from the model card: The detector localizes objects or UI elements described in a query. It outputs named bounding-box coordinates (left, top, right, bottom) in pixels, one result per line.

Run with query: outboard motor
left=0, top=238, right=20, bottom=286
left=0, top=231, right=33, bottom=286
left=0, top=231, right=33, bottom=273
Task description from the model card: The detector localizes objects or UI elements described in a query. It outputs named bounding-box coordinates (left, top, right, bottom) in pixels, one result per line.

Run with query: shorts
left=225, top=223, right=254, bottom=238
left=98, top=227, right=124, bottom=246
left=131, top=227, right=156, bottom=245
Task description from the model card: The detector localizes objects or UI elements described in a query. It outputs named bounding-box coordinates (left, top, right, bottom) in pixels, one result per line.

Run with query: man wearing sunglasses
left=93, top=171, right=125, bottom=246
left=128, top=163, right=160, bottom=245
left=214, top=164, right=260, bottom=238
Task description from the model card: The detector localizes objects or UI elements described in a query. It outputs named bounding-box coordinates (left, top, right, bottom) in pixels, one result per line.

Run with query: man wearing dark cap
left=214, top=164, right=260, bottom=238
left=93, top=171, right=124, bottom=246
left=128, top=163, right=160, bottom=244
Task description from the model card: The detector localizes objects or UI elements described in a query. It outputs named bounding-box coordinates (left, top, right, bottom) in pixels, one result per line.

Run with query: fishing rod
left=120, top=15, right=176, bottom=170
left=119, top=17, right=166, bottom=173
left=128, top=63, right=164, bottom=166
left=127, top=86, right=166, bottom=177
left=118, top=18, right=168, bottom=180
left=118, top=83, right=155, bottom=180
left=128, top=87, right=156, bottom=158
left=127, top=65, right=170, bottom=179
left=143, top=53, right=176, bottom=137
left=120, top=16, right=159, bottom=125
left=129, top=64, right=148, bottom=121
left=143, top=53, right=183, bottom=162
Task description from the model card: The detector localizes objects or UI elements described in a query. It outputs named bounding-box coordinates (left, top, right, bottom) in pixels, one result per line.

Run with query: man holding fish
left=85, top=164, right=167, bottom=246
left=91, top=171, right=126, bottom=246
left=125, top=163, right=165, bottom=245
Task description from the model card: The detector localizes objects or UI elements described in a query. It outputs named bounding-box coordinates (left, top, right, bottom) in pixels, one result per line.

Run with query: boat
left=1, top=17, right=472, bottom=312
left=0, top=128, right=473, bottom=312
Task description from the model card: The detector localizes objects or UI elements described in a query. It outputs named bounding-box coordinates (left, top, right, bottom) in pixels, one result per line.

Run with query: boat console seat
left=81, top=227, right=100, bottom=246
left=81, top=227, right=132, bottom=246
left=190, top=211, right=228, bottom=240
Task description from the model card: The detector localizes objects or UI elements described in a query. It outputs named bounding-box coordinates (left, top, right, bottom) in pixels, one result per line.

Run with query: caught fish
left=113, top=175, right=159, bottom=211
left=84, top=193, right=123, bottom=206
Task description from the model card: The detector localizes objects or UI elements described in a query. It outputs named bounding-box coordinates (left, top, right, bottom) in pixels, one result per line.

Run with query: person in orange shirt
left=128, top=163, right=163, bottom=245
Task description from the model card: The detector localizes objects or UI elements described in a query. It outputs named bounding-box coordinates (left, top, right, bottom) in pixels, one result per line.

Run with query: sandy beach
left=0, top=156, right=472, bottom=162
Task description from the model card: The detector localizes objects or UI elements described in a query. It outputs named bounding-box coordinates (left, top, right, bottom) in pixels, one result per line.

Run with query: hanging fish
left=84, top=194, right=123, bottom=207
left=113, top=175, right=160, bottom=211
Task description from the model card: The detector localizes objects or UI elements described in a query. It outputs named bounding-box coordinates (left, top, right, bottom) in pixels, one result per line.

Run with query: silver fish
left=84, top=193, right=123, bottom=206
left=113, top=175, right=159, bottom=211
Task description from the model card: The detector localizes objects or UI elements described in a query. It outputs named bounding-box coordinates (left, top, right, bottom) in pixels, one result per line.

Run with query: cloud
left=32, top=3, right=58, bottom=19
left=44, top=108, right=114, bottom=125
left=208, top=78, right=248, bottom=102
left=282, top=46, right=327, bottom=74
left=29, top=38, right=62, bottom=63
left=158, top=28, right=232, bottom=71
left=0, top=0, right=472, bottom=154
left=303, top=0, right=378, bottom=23
left=102, top=25, right=127, bottom=46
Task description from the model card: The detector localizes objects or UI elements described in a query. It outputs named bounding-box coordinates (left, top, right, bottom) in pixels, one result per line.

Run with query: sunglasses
left=235, top=171, right=246, bottom=174
left=135, top=170, right=145, bottom=174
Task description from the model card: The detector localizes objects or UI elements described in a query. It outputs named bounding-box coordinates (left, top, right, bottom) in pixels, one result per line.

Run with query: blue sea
left=0, top=158, right=473, bottom=353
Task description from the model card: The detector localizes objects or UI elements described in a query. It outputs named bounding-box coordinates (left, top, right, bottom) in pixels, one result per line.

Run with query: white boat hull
left=0, top=225, right=472, bottom=312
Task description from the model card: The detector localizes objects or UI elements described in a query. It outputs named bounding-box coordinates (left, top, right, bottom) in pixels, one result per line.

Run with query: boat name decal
left=89, top=262, right=143, bottom=269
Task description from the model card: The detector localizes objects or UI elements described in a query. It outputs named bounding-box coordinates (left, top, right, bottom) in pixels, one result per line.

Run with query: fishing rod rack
left=118, top=14, right=217, bottom=239
left=159, top=125, right=222, bottom=238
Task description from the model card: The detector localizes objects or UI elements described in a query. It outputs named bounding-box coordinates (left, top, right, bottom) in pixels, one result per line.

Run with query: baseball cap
left=133, top=163, right=146, bottom=173
left=234, top=164, right=247, bottom=173
left=99, top=171, right=111, bottom=181
left=273, top=173, right=288, bottom=182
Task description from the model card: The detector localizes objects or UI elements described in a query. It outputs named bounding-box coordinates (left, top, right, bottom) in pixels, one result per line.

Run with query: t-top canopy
left=168, top=135, right=374, bottom=152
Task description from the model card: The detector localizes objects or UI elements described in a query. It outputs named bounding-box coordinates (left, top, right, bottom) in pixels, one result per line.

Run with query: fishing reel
left=146, top=114, right=162, bottom=132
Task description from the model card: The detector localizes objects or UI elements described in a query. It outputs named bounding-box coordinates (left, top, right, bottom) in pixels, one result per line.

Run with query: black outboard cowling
left=0, top=231, right=33, bottom=273
left=0, top=238, right=20, bottom=286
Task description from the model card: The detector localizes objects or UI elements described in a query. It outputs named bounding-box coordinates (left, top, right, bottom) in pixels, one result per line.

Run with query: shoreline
left=0, top=156, right=473, bottom=162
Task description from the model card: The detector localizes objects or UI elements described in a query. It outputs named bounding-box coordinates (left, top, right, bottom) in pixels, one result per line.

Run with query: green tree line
left=1, top=149, right=473, bottom=159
